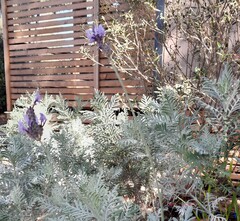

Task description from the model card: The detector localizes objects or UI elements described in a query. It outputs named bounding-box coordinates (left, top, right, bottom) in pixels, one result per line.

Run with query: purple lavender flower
left=18, top=107, right=47, bottom=141
left=24, top=114, right=30, bottom=127
left=86, top=24, right=106, bottom=48
left=18, top=121, right=26, bottom=134
left=39, top=113, right=47, bottom=126
left=34, top=90, right=41, bottom=105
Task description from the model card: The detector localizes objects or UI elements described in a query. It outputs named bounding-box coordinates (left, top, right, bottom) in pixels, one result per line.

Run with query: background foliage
left=102, top=0, right=239, bottom=89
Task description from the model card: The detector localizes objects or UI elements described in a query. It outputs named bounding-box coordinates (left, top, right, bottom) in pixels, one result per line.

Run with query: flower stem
left=109, top=56, right=136, bottom=118
left=109, top=56, right=165, bottom=221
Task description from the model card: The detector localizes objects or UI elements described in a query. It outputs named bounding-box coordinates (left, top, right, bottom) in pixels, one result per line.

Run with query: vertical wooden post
left=1, top=0, right=11, bottom=111
left=93, top=0, right=99, bottom=90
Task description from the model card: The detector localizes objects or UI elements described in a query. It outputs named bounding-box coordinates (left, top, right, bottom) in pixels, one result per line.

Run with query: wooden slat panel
left=9, top=46, right=91, bottom=57
left=101, top=87, right=145, bottom=94
left=12, top=94, right=94, bottom=102
left=9, top=62, right=111, bottom=68
left=10, top=53, right=85, bottom=63
left=100, top=80, right=142, bottom=87
left=230, top=173, right=240, bottom=180
left=226, top=165, right=240, bottom=172
left=7, top=0, right=87, bottom=13
left=3, top=0, right=147, bottom=111
left=9, top=26, right=84, bottom=38
left=11, top=87, right=93, bottom=95
left=100, top=72, right=127, bottom=80
left=9, top=39, right=86, bottom=51
left=8, top=9, right=94, bottom=26
left=7, top=0, right=45, bottom=6
left=11, top=80, right=94, bottom=87
left=99, top=66, right=114, bottom=72
left=11, top=73, right=94, bottom=81
left=8, top=17, right=90, bottom=32
left=7, top=1, right=93, bottom=19
left=11, top=61, right=94, bottom=69
left=9, top=32, right=84, bottom=45
left=10, top=62, right=112, bottom=71
left=10, top=66, right=94, bottom=75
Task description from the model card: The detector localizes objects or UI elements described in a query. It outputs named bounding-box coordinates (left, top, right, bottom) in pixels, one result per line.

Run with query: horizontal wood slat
left=12, top=87, right=94, bottom=95
left=7, top=0, right=87, bottom=13
left=7, top=0, right=49, bottom=6
left=10, top=52, right=86, bottom=63
left=9, top=39, right=86, bottom=51
left=10, top=66, right=94, bottom=75
left=100, top=72, right=128, bottom=80
left=7, top=2, right=93, bottom=19
left=230, top=173, right=240, bottom=180
left=11, top=80, right=94, bottom=87
left=101, top=87, right=145, bottom=94
left=9, top=67, right=117, bottom=76
left=8, top=10, right=94, bottom=27
left=100, top=80, right=142, bottom=87
left=9, top=26, right=84, bottom=38
left=10, top=67, right=120, bottom=79
left=10, top=61, right=112, bottom=71
left=8, top=17, right=90, bottom=32
left=9, top=32, right=84, bottom=45
left=9, top=46, right=91, bottom=57
left=11, top=73, right=94, bottom=81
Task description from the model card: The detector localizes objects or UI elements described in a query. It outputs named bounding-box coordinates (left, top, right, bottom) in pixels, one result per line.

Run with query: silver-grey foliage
left=0, top=69, right=239, bottom=220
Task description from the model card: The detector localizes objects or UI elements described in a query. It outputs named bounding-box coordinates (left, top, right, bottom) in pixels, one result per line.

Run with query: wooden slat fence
left=1, top=0, right=145, bottom=111
left=98, top=0, right=146, bottom=101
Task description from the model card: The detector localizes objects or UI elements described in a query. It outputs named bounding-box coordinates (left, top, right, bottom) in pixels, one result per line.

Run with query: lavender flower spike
left=86, top=24, right=106, bottom=47
left=39, top=113, right=47, bottom=126
left=94, top=24, right=105, bottom=39
left=34, top=90, right=41, bottom=105
left=18, top=121, right=26, bottom=134
left=24, top=114, right=31, bottom=127
left=18, top=106, right=45, bottom=141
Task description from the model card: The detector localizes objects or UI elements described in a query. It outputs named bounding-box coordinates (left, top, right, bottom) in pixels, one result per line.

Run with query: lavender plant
left=0, top=91, right=142, bottom=221
left=18, top=91, right=47, bottom=141
left=0, top=74, right=239, bottom=220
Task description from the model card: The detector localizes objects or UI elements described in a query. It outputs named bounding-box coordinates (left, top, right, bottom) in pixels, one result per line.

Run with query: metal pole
left=154, top=0, right=165, bottom=84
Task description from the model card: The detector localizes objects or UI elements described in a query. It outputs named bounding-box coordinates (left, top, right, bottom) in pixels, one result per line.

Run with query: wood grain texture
left=7, top=1, right=93, bottom=19
left=3, top=0, right=146, bottom=110
left=2, top=0, right=12, bottom=111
